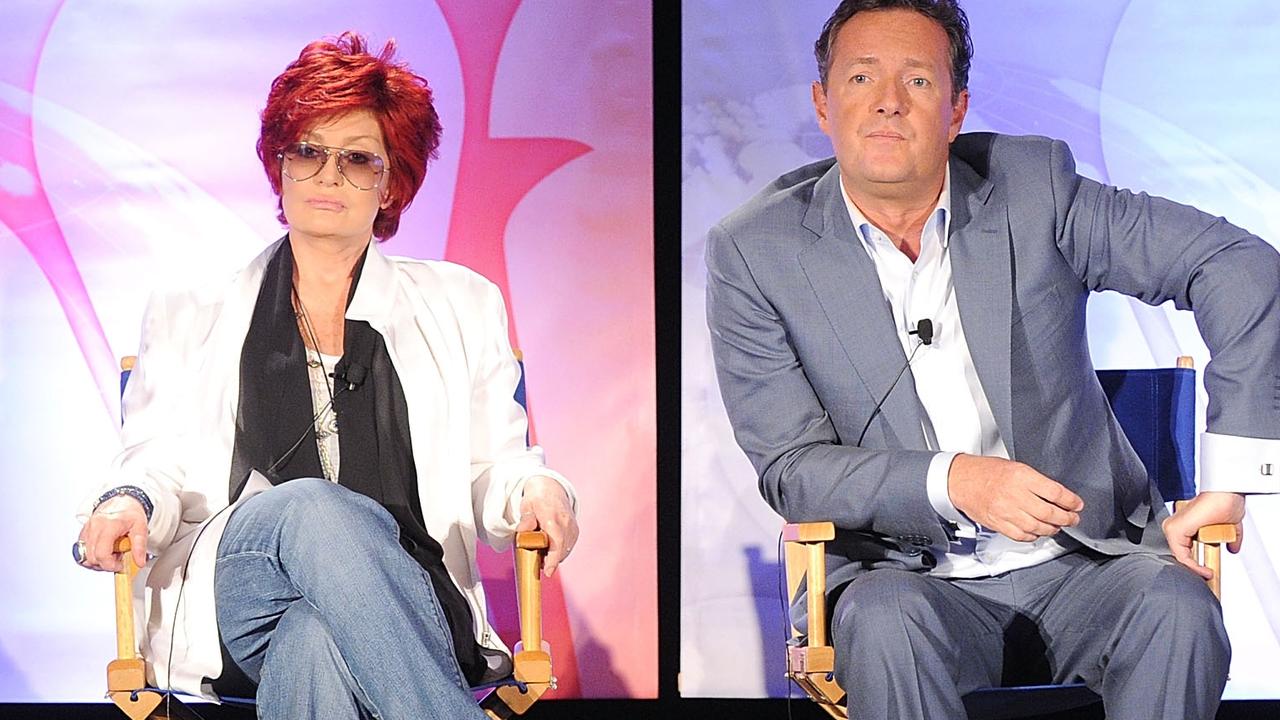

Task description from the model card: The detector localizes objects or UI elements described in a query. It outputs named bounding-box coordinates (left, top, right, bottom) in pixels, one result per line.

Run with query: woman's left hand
left=516, top=476, right=578, bottom=576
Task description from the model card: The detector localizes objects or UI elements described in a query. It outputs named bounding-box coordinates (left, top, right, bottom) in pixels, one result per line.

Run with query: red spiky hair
left=257, top=32, right=442, bottom=240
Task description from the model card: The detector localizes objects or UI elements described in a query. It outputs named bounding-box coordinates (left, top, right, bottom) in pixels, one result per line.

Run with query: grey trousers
left=830, top=549, right=1230, bottom=720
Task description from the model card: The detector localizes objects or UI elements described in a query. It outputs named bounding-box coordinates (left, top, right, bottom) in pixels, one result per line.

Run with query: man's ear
left=812, top=81, right=831, bottom=135
left=948, top=88, right=969, bottom=142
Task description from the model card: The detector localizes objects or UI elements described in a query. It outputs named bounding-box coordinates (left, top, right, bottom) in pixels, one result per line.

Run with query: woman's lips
left=306, top=198, right=345, bottom=211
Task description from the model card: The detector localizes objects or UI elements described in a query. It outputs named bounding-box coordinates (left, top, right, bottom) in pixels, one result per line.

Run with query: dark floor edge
left=7, top=699, right=1277, bottom=720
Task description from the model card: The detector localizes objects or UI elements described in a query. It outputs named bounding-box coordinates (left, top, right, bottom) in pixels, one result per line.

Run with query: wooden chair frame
left=780, top=357, right=1239, bottom=719
left=107, top=533, right=554, bottom=720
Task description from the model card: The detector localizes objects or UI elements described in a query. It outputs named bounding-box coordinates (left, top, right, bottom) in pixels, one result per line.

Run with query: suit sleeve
left=705, top=223, right=949, bottom=545
left=1049, top=138, right=1280, bottom=492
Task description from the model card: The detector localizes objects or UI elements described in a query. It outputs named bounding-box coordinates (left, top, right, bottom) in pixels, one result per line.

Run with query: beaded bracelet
left=93, top=485, right=154, bottom=522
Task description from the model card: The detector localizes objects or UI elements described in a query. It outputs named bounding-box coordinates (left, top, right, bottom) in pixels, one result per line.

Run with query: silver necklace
left=293, top=286, right=339, bottom=482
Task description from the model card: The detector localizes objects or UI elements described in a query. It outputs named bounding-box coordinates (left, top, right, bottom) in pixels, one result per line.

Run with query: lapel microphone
left=910, top=318, right=934, bottom=346
left=266, top=359, right=367, bottom=478
left=332, top=360, right=368, bottom=391
left=855, top=318, right=933, bottom=445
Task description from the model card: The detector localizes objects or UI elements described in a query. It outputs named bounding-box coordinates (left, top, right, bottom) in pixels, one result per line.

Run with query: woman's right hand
left=77, top=496, right=149, bottom=572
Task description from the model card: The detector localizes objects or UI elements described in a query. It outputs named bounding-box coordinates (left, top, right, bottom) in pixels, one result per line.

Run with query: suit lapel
left=947, top=157, right=1017, bottom=458
left=797, top=164, right=927, bottom=447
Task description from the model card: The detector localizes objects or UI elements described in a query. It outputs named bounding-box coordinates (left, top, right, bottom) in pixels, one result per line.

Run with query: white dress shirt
left=842, top=168, right=1076, bottom=578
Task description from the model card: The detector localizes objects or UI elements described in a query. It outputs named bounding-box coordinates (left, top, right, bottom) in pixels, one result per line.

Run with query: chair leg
left=107, top=686, right=163, bottom=720
left=481, top=647, right=554, bottom=717
left=786, top=645, right=847, bottom=717
left=105, top=657, right=179, bottom=718
left=481, top=694, right=516, bottom=720
left=788, top=673, right=848, bottom=719
left=809, top=696, right=850, bottom=720
left=781, top=524, right=848, bottom=717
left=481, top=680, right=552, bottom=720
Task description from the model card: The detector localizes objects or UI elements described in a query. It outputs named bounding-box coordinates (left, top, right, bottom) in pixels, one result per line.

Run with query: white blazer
left=76, top=238, right=575, bottom=699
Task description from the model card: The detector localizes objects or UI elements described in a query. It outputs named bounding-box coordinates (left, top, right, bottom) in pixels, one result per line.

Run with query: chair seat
left=962, top=683, right=1099, bottom=720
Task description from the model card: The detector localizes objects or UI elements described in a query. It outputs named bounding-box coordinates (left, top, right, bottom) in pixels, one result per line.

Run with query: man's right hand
left=948, top=454, right=1084, bottom=542
left=77, top=496, right=149, bottom=572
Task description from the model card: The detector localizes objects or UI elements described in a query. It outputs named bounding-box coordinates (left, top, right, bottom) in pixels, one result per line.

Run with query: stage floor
left=4, top=699, right=1278, bottom=720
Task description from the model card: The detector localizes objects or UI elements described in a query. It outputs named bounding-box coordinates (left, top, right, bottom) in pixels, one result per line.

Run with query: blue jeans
left=213, top=477, right=488, bottom=719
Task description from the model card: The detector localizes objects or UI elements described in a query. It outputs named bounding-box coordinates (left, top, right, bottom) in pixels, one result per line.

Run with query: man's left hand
left=515, top=476, right=578, bottom=576
left=1162, top=491, right=1245, bottom=580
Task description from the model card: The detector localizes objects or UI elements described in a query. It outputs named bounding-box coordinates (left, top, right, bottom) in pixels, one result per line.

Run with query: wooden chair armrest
left=110, top=538, right=140, bottom=666
left=1196, top=523, right=1237, bottom=545
left=1175, top=501, right=1238, bottom=601
left=782, top=521, right=835, bottom=543
left=482, top=530, right=554, bottom=718
left=1197, top=523, right=1238, bottom=602
left=515, top=530, right=549, bottom=551
left=105, top=538, right=166, bottom=720
left=512, top=530, right=552, bottom=684
left=782, top=522, right=835, bottom=650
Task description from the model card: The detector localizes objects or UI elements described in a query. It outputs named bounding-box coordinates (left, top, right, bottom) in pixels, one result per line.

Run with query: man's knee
left=832, top=570, right=942, bottom=651
left=1136, top=564, right=1229, bottom=652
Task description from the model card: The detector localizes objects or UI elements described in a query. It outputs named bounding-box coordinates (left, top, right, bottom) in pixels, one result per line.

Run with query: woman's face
left=279, top=109, right=390, bottom=247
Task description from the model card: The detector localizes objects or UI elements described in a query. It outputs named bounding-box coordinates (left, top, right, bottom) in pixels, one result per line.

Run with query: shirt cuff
left=1199, top=432, right=1280, bottom=494
left=926, top=451, right=975, bottom=537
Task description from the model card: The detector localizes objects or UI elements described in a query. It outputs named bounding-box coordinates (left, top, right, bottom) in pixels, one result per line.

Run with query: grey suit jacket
left=706, top=132, right=1280, bottom=593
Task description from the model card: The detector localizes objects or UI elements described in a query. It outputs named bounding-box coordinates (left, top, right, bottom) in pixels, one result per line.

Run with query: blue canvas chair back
left=962, top=365, right=1196, bottom=719
left=1095, top=366, right=1197, bottom=502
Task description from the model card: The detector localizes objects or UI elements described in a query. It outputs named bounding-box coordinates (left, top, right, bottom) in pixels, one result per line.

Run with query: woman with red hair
left=72, top=33, right=578, bottom=718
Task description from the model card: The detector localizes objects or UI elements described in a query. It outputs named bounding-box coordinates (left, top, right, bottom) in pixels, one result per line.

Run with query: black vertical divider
left=653, top=0, right=683, bottom=710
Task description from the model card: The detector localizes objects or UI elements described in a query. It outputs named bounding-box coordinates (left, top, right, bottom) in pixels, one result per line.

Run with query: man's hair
left=814, top=0, right=973, bottom=99
left=257, top=32, right=442, bottom=240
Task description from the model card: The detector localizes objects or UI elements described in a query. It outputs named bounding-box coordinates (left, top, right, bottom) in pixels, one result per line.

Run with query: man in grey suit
left=706, top=1, right=1280, bottom=718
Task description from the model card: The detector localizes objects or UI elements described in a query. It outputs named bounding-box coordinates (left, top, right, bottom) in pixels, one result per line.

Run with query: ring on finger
left=72, top=540, right=89, bottom=565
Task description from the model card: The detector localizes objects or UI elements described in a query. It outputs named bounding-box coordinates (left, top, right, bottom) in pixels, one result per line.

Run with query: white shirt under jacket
left=840, top=169, right=1277, bottom=579
left=76, top=237, right=576, bottom=699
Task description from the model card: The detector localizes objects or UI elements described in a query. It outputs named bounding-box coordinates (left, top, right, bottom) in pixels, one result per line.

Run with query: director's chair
left=782, top=357, right=1238, bottom=719
left=106, top=355, right=556, bottom=720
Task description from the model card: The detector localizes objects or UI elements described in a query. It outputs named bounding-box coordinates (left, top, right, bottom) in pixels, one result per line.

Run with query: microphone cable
left=159, top=289, right=354, bottom=713
left=854, top=318, right=933, bottom=447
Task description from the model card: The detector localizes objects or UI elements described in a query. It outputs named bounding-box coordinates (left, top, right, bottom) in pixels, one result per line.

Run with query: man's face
left=812, top=8, right=968, bottom=199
